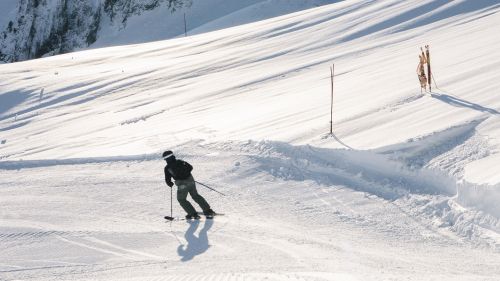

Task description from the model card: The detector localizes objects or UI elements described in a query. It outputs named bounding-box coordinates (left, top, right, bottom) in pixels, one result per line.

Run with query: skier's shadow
left=177, top=219, right=213, bottom=262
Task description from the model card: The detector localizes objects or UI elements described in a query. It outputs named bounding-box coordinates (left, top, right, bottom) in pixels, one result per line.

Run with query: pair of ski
left=164, top=212, right=224, bottom=222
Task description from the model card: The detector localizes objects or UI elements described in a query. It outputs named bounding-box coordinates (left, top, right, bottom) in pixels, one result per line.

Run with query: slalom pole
left=195, top=181, right=227, bottom=196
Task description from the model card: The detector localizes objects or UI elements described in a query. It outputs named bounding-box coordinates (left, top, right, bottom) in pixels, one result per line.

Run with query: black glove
left=167, top=181, right=174, bottom=187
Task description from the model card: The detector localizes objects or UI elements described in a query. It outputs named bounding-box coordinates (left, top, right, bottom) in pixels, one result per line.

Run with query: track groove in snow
left=1, top=146, right=500, bottom=280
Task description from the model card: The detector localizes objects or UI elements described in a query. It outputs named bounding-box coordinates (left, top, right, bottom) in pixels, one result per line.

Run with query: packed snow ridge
left=1, top=0, right=500, bottom=280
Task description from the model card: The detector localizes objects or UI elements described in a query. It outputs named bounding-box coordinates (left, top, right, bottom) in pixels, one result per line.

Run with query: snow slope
left=0, top=0, right=339, bottom=62
left=94, top=0, right=340, bottom=48
left=1, top=0, right=500, bottom=280
left=1, top=148, right=500, bottom=280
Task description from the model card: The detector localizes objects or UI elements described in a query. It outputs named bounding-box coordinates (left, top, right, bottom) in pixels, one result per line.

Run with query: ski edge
left=164, top=213, right=224, bottom=222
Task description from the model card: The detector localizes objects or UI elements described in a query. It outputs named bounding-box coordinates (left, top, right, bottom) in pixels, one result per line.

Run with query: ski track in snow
left=1, top=142, right=500, bottom=280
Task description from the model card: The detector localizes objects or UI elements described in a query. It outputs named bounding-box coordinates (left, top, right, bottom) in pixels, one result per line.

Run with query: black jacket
left=164, top=159, right=193, bottom=186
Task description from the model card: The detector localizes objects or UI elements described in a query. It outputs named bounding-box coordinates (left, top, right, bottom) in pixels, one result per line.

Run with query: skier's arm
left=185, top=161, right=193, bottom=173
left=164, top=166, right=174, bottom=187
left=178, top=160, right=193, bottom=174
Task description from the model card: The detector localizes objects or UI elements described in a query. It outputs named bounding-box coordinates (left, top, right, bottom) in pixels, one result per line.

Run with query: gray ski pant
left=175, top=175, right=211, bottom=215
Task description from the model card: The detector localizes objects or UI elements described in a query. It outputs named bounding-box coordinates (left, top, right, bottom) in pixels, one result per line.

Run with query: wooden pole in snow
left=330, top=64, right=334, bottom=135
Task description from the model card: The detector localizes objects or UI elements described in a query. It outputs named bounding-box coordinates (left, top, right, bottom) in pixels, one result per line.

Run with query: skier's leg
left=176, top=183, right=197, bottom=215
left=187, top=179, right=211, bottom=211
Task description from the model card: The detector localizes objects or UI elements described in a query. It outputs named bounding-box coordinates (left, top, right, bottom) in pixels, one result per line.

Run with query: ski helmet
left=162, top=150, right=174, bottom=160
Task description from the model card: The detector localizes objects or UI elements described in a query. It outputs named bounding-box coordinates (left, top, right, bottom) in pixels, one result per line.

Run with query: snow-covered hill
left=1, top=0, right=500, bottom=280
left=0, top=0, right=337, bottom=62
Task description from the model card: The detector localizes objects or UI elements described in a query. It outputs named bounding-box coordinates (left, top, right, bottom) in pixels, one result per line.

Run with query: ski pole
left=170, top=186, right=173, bottom=218
left=195, top=181, right=226, bottom=196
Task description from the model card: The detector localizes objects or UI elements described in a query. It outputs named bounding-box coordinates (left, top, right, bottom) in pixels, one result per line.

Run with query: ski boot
left=185, top=213, right=201, bottom=220
left=203, top=209, right=216, bottom=219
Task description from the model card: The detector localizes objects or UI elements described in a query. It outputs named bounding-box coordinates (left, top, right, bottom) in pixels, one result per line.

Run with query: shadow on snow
left=177, top=219, right=213, bottom=262
left=430, top=93, right=500, bottom=115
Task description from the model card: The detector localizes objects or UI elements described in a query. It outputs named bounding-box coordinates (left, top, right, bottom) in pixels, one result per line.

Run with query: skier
left=163, top=150, right=216, bottom=219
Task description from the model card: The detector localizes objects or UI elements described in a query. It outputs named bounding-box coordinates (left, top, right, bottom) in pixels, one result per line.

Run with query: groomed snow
left=1, top=0, right=500, bottom=280
left=92, top=0, right=339, bottom=49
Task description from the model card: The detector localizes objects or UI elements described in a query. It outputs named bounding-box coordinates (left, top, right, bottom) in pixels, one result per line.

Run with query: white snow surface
left=92, top=0, right=338, bottom=48
left=1, top=0, right=500, bottom=280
